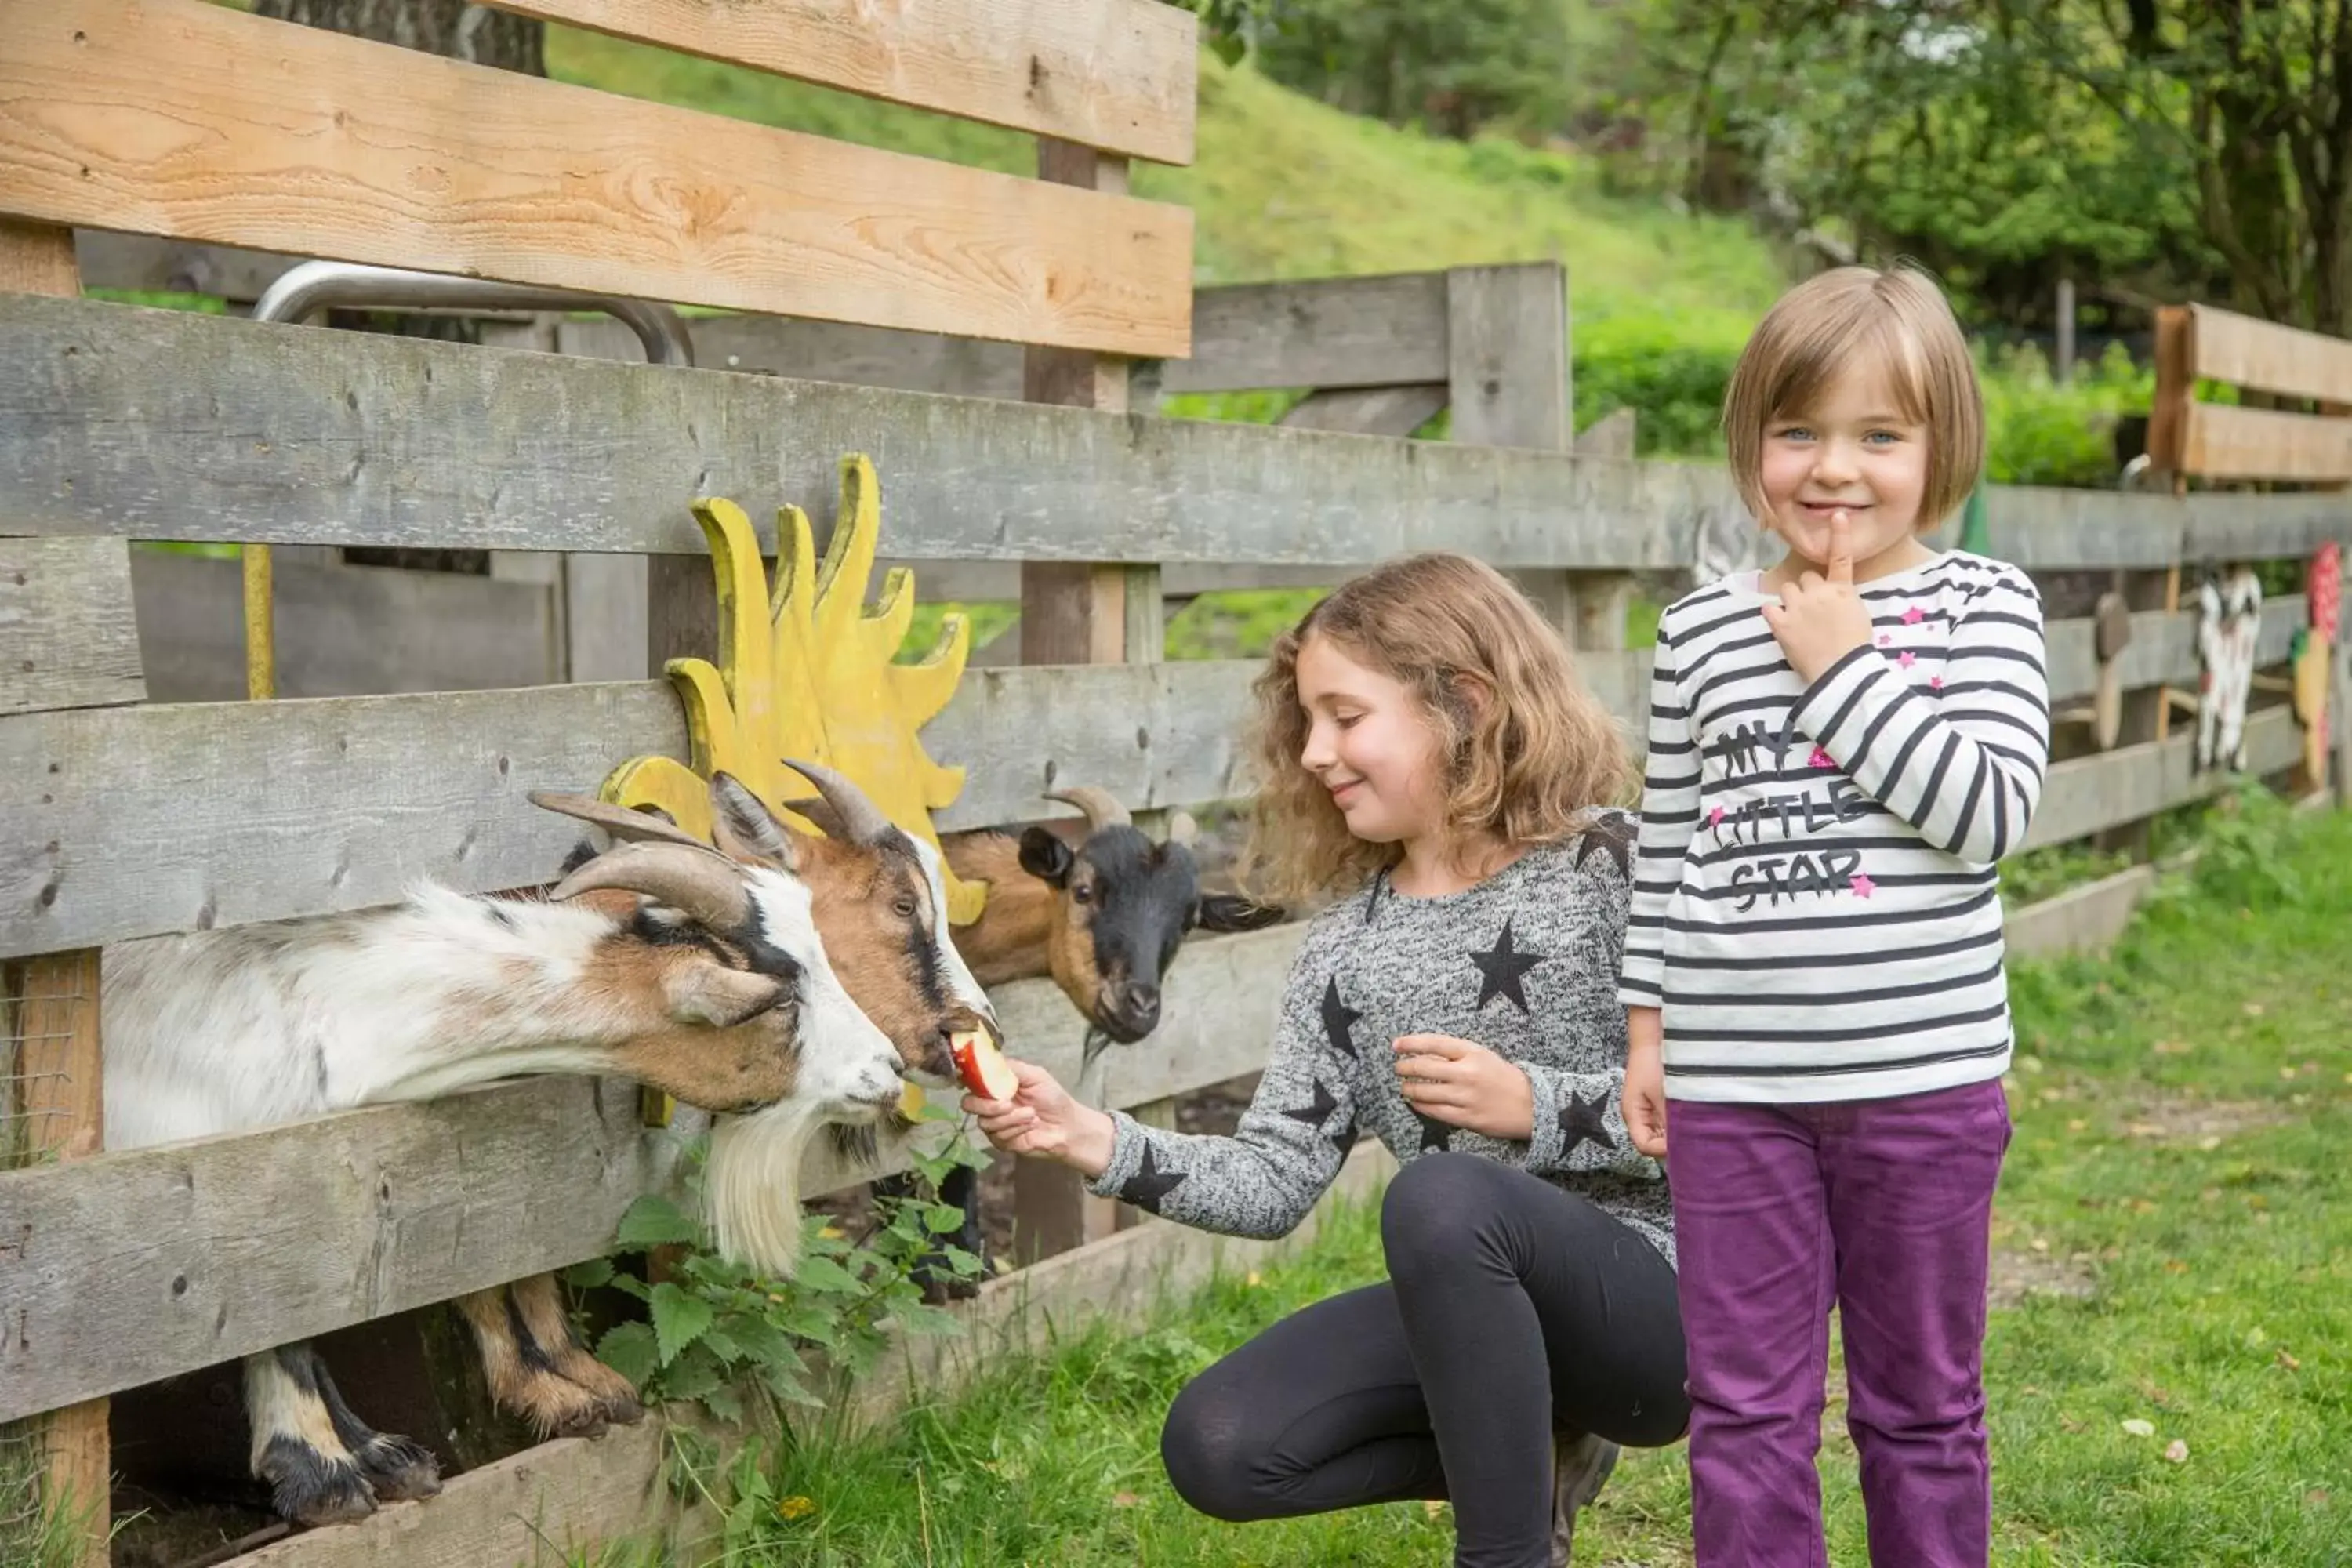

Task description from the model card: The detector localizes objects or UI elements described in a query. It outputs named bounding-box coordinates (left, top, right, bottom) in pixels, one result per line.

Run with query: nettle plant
left=575, top=1105, right=992, bottom=1424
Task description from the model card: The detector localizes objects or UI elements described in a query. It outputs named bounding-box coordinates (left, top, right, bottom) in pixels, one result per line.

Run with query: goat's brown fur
left=944, top=829, right=1105, bottom=1009
left=786, top=833, right=983, bottom=1080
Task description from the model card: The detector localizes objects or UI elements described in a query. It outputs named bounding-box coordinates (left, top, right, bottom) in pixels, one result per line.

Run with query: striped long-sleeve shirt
left=1618, top=550, right=2051, bottom=1104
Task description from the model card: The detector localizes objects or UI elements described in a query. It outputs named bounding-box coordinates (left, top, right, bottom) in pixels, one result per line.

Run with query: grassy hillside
left=543, top=31, right=1787, bottom=331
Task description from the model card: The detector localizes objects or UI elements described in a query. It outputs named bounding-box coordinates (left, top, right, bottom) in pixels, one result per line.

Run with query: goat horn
left=1047, top=786, right=1130, bottom=830
left=1166, top=810, right=1200, bottom=848
left=552, top=842, right=750, bottom=933
left=780, top=757, right=896, bottom=844
left=529, top=791, right=713, bottom=852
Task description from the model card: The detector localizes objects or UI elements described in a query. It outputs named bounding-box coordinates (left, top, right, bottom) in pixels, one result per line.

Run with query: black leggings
left=1160, top=1152, right=1689, bottom=1568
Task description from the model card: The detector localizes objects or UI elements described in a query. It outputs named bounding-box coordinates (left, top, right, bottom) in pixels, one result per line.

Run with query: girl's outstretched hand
left=1394, top=1034, right=1535, bottom=1141
left=964, top=1058, right=1116, bottom=1178
left=1623, top=1007, right=1668, bottom=1160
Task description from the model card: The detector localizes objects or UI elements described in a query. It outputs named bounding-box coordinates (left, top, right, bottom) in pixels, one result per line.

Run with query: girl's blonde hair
left=1242, top=553, right=1631, bottom=904
left=1723, top=263, right=1985, bottom=530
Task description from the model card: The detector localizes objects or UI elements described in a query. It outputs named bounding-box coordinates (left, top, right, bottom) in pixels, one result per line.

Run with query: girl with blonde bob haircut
left=967, top=550, right=1685, bottom=1567
left=1622, top=263, right=2050, bottom=1567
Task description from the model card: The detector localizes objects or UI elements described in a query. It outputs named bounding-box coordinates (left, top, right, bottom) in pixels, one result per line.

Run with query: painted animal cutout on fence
left=2194, top=566, right=2263, bottom=773
left=2294, top=542, right=2341, bottom=782
left=601, top=454, right=985, bottom=924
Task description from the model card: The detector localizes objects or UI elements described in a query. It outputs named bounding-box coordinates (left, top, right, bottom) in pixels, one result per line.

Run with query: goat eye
left=891, top=895, right=917, bottom=919
left=1072, top=883, right=1093, bottom=905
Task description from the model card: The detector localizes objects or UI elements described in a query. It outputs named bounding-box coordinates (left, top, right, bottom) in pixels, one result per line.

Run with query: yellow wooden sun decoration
left=600, top=454, right=986, bottom=924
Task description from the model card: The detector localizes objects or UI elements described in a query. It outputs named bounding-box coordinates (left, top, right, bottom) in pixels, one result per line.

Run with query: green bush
left=1574, top=314, right=2161, bottom=492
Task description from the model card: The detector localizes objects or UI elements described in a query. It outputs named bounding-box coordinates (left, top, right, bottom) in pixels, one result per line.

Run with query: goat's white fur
left=105, top=869, right=903, bottom=1276
left=904, top=833, right=997, bottom=1044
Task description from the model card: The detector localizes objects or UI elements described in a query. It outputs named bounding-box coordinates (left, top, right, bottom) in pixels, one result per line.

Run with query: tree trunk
left=254, top=0, right=546, bottom=572
left=253, top=0, right=544, bottom=74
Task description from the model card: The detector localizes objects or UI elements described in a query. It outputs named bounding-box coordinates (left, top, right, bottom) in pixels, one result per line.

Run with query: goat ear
left=662, top=963, right=789, bottom=1029
left=1017, top=826, right=1075, bottom=886
left=710, top=773, right=801, bottom=870
left=1195, top=893, right=1286, bottom=933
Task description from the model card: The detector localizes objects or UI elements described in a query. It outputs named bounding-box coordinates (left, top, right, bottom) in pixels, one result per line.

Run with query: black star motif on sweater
left=1469, top=918, right=1547, bottom=1014
left=1282, top=1076, right=1341, bottom=1133
left=1413, top=1109, right=1454, bottom=1156
left=1573, top=812, right=1635, bottom=880
left=1320, top=977, right=1362, bottom=1058
left=1557, top=1091, right=1619, bottom=1159
left=1118, top=1146, right=1187, bottom=1214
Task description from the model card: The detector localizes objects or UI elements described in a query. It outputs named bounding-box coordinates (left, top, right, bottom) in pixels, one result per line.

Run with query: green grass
left=597, top=797, right=2350, bottom=1566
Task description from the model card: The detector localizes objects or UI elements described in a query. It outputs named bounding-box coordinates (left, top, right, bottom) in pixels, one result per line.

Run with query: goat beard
left=703, top=1101, right=826, bottom=1279
left=701, top=1107, right=915, bottom=1279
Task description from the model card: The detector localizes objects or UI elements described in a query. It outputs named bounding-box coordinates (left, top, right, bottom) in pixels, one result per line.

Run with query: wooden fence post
left=0, top=214, right=111, bottom=1568
left=1011, top=139, right=1152, bottom=1263
left=1446, top=263, right=1637, bottom=653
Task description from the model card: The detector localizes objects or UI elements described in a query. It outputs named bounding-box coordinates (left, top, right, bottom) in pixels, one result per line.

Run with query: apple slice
left=950, top=1028, right=1020, bottom=1102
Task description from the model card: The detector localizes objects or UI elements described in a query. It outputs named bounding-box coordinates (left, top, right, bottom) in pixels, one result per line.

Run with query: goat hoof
left=260, top=1443, right=376, bottom=1529
left=355, top=1432, right=443, bottom=1503
left=593, top=1388, right=646, bottom=1428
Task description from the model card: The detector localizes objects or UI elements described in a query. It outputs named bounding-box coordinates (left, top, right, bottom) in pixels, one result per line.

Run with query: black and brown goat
left=945, top=786, right=1283, bottom=1054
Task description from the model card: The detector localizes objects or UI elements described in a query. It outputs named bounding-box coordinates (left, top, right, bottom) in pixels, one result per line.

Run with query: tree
left=253, top=0, right=543, bottom=74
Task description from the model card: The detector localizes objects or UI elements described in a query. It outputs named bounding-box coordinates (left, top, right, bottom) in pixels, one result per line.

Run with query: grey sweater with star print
left=1083, top=813, right=1675, bottom=1265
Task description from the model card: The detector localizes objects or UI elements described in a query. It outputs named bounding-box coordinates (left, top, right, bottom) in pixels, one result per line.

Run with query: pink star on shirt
left=1849, top=872, right=1877, bottom=898
left=1808, top=746, right=1835, bottom=768
left=1899, top=649, right=1916, bottom=668
left=1708, top=804, right=1726, bottom=828
left=1930, top=674, right=1944, bottom=691
left=1877, top=633, right=1893, bottom=648
left=1902, top=605, right=1926, bottom=625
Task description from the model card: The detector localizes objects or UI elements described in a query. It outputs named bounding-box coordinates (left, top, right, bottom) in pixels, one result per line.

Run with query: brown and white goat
left=102, top=775, right=911, bottom=1529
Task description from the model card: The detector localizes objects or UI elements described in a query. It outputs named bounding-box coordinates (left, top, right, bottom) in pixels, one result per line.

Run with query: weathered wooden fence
left=5, top=4, right=2351, bottom=1564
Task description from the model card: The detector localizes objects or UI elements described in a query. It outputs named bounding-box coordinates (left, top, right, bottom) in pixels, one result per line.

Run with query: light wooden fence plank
left=2180, top=401, right=2352, bottom=483
left=0, top=0, right=1192, bottom=358
left=2187, top=303, right=2352, bottom=408
left=13, top=296, right=2350, bottom=573
left=0, top=536, right=146, bottom=715
left=0, top=922, right=1302, bottom=1422
left=2023, top=707, right=2302, bottom=850
left=483, top=0, right=1197, bottom=164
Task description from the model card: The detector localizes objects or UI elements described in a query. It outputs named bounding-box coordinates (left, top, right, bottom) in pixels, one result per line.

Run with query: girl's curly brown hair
left=1241, top=553, right=1633, bottom=905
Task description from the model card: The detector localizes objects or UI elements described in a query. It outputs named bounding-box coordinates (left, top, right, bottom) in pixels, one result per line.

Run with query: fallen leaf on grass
left=2131, top=1199, right=2159, bottom=1214
left=2067, top=1118, right=2089, bottom=1133
left=2164, top=1258, right=2190, bottom=1274
left=2127, top=1122, right=2165, bottom=1138
left=2307, top=1488, right=2331, bottom=1507
left=1423, top=1500, right=1450, bottom=1520
left=2031, top=1237, right=2050, bottom=1254
left=777, top=1496, right=816, bottom=1521
left=2280, top=1065, right=2298, bottom=1080
left=2122, top=1418, right=2157, bottom=1437
left=2163, top=1439, right=2189, bottom=1464
left=2151, top=1040, right=2190, bottom=1056
left=2059, top=1414, right=2085, bottom=1434
left=1244, top=1271, right=1262, bottom=1287
left=2199, top=1134, right=2223, bottom=1150
left=1112, top=1492, right=1142, bottom=1508
left=2277, top=1348, right=2303, bottom=1372
left=2243, top=1002, right=2266, bottom=1017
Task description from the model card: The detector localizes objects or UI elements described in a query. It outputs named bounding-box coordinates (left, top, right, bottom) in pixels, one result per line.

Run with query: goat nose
left=1126, top=983, right=1161, bottom=1014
